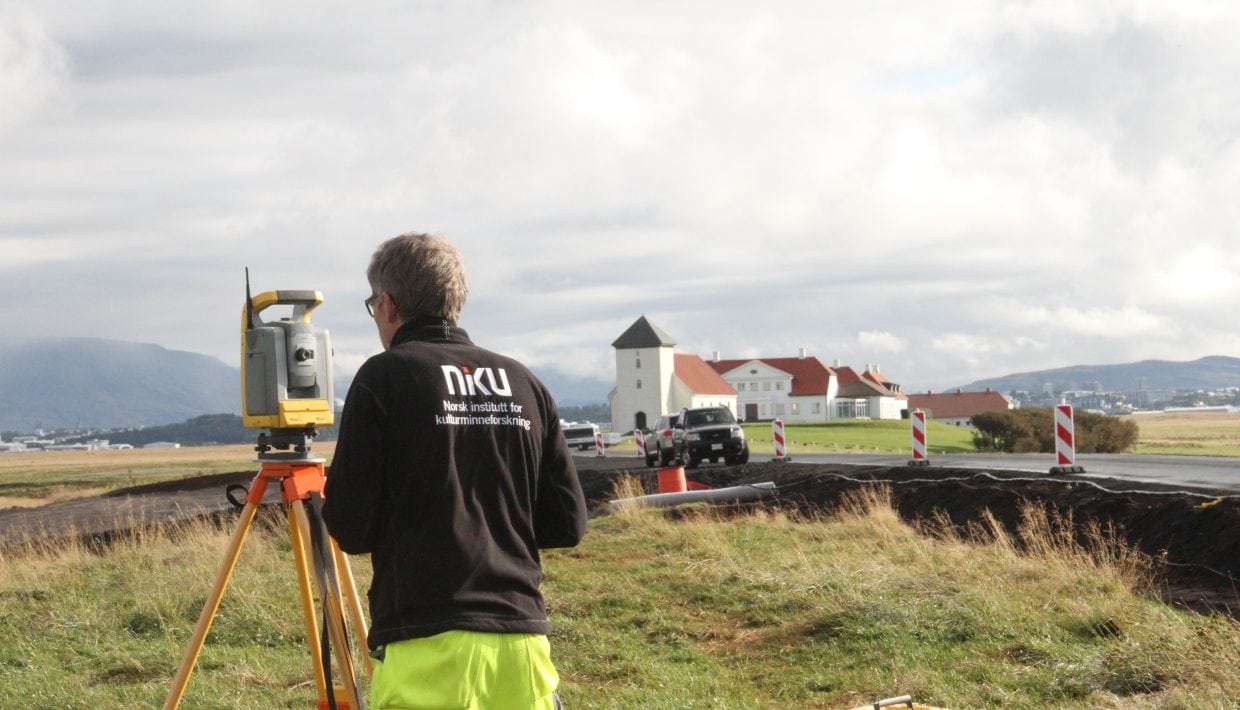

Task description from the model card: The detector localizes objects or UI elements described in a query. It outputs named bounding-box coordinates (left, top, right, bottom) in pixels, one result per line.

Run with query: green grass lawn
left=742, top=419, right=977, bottom=455
left=2, top=489, right=1236, bottom=708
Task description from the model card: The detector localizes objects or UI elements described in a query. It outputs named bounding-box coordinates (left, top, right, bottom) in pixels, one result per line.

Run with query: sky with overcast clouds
left=3, top=1, right=1240, bottom=398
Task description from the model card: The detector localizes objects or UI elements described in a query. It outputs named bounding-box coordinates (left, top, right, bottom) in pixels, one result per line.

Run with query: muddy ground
left=1, top=456, right=1236, bottom=616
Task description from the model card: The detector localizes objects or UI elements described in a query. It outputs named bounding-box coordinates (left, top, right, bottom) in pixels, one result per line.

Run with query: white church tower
left=609, top=315, right=676, bottom=434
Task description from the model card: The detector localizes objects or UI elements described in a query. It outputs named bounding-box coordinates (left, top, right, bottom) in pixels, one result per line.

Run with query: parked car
left=674, top=406, right=749, bottom=468
left=642, top=413, right=681, bottom=467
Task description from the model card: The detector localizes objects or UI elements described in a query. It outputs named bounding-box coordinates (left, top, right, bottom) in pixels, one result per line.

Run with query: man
left=323, top=232, right=588, bottom=709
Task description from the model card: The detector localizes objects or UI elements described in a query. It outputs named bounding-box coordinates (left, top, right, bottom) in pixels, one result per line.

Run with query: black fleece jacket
left=322, top=317, right=587, bottom=649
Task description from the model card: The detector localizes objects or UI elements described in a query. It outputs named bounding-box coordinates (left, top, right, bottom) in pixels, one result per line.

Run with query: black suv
left=674, top=406, right=749, bottom=468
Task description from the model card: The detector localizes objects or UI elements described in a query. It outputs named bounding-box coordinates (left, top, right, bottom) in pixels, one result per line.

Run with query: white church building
left=608, top=316, right=908, bottom=434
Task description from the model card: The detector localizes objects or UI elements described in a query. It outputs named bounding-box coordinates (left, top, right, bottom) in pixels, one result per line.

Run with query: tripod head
left=241, top=270, right=334, bottom=458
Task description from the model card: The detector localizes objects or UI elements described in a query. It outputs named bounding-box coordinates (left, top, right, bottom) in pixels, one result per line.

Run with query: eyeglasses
left=364, top=293, right=381, bottom=317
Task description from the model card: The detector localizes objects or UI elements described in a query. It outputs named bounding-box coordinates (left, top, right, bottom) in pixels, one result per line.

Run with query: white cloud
left=857, top=330, right=906, bottom=355
left=0, top=11, right=70, bottom=134
left=3, top=2, right=1240, bottom=397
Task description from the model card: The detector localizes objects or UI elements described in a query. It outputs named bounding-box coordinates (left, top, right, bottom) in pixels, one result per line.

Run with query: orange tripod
left=164, top=456, right=370, bottom=709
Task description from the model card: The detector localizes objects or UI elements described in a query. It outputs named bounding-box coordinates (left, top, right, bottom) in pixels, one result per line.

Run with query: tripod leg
left=291, top=500, right=364, bottom=710
left=288, top=503, right=330, bottom=702
left=332, top=541, right=373, bottom=678
left=163, top=500, right=260, bottom=710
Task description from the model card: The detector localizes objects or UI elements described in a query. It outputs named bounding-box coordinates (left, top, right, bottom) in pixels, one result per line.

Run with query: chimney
left=874, top=364, right=880, bottom=373
left=712, top=351, right=720, bottom=362
left=798, top=347, right=807, bottom=359
left=833, top=359, right=841, bottom=368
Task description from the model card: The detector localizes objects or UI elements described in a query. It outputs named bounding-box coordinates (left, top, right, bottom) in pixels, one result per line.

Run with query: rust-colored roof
left=835, top=366, right=892, bottom=398
left=675, top=353, right=736, bottom=395
left=907, top=390, right=1013, bottom=419
left=709, top=356, right=835, bottom=396
left=862, top=369, right=891, bottom=385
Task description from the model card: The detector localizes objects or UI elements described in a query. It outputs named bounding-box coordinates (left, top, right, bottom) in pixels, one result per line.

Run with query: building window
left=775, top=382, right=783, bottom=391
left=791, top=403, right=799, bottom=415
left=763, top=382, right=771, bottom=391
left=812, top=402, right=821, bottom=414
left=636, top=358, right=641, bottom=369
left=775, top=404, right=785, bottom=416
left=760, top=404, right=768, bottom=417
left=636, top=379, right=642, bottom=389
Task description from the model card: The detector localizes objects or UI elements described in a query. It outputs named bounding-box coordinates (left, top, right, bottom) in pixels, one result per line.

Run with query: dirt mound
left=576, top=457, right=1240, bottom=616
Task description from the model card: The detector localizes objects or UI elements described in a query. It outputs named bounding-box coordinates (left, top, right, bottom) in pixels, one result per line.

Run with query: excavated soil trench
left=1, top=456, right=1236, bottom=616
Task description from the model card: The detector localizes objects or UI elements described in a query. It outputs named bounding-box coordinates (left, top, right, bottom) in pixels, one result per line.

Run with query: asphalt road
left=785, top=452, right=1240, bottom=493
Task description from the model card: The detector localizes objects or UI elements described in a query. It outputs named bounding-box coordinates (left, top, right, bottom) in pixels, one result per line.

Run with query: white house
left=608, top=316, right=737, bottom=433
left=608, top=316, right=907, bottom=429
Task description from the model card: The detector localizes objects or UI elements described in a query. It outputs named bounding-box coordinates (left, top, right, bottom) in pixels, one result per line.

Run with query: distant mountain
left=529, top=366, right=612, bottom=407
left=0, top=338, right=238, bottom=431
left=957, top=355, right=1240, bottom=394
left=0, top=338, right=612, bottom=434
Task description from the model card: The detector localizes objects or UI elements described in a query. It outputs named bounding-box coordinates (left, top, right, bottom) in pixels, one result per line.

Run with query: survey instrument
left=165, top=273, right=368, bottom=709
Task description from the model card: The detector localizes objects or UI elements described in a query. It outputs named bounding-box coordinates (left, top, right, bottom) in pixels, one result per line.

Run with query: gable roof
left=862, top=368, right=891, bottom=385
left=835, top=366, right=893, bottom=398
left=709, top=356, right=835, bottom=396
left=612, top=315, right=676, bottom=349
left=907, top=389, right=1013, bottom=419
left=675, top=353, right=736, bottom=395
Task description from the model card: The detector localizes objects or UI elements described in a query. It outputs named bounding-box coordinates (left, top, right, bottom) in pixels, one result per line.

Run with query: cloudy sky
left=3, top=1, right=1239, bottom=398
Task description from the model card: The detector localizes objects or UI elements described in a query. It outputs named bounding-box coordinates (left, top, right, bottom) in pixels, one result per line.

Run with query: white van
left=562, top=422, right=600, bottom=451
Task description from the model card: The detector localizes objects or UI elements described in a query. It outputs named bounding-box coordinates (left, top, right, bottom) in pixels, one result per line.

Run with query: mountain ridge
left=956, top=355, right=1240, bottom=394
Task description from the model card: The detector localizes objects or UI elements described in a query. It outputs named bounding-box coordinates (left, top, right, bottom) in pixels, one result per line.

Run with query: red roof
left=709, top=356, right=835, bottom=396
left=835, top=366, right=891, bottom=397
left=907, top=390, right=1013, bottom=419
left=674, top=353, right=736, bottom=395
left=862, top=369, right=891, bottom=385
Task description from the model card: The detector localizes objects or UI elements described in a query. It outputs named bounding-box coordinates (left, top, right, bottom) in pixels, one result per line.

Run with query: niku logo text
left=441, top=365, right=513, bottom=397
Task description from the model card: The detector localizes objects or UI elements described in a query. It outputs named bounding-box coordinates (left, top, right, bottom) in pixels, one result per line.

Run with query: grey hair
left=367, top=232, right=468, bottom=321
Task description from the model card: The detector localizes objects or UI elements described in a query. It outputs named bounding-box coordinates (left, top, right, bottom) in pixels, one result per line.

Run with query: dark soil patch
left=1, top=456, right=1236, bottom=617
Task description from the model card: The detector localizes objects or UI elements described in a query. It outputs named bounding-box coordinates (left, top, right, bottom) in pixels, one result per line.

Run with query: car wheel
left=659, top=450, right=671, bottom=466
left=738, top=447, right=750, bottom=464
left=686, top=454, right=701, bottom=469
left=645, top=452, right=657, bottom=468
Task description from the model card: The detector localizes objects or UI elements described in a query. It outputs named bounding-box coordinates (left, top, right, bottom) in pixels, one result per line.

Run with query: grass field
left=1124, top=411, right=1240, bottom=456
left=1, top=414, right=1238, bottom=706
left=742, top=419, right=977, bottom=455
left=0, top=486, right=1235, bottom=707
left=0, top=443, right=337, bottom=507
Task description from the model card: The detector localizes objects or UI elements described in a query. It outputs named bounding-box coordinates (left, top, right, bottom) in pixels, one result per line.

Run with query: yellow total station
left=240, top=288, right=334, bottom=431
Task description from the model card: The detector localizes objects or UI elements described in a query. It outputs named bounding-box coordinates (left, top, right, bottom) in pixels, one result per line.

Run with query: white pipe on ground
left=608, top=482, right=778, bottom=511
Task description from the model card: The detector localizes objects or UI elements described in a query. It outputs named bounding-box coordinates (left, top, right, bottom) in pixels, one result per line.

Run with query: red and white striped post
left=634, top=429, right=645, bottom=459
left=772, top=418, right=790, bottom=462
left=908, top=409, right=929, bottom=466
left=1050, top=404, right=1084, bottom=474
left=595, top=431, right=605, bottom=458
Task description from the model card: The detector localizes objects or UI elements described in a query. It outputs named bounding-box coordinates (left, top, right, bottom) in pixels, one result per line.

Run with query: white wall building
left=608, top=316, right=737, bottom=433
left=610, top=317, right=907, bottom=426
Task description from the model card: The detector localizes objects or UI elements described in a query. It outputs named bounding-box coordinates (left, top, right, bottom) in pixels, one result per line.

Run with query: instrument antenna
left=245, top=267, right=255, bottom=330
